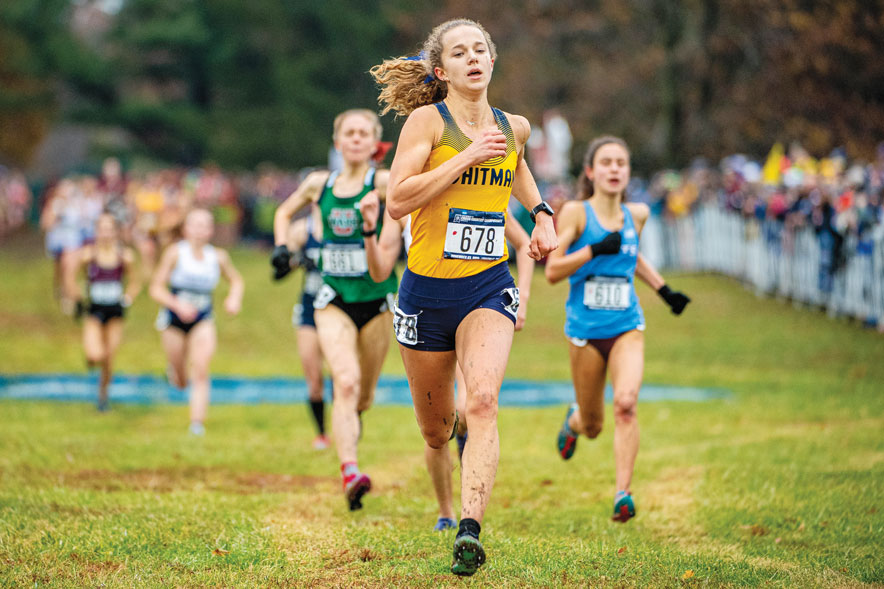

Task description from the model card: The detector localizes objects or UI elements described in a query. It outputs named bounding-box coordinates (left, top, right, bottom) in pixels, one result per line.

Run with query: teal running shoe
left=434, top=517, right=457, bottom=532
left=612, top=491, right=635, bottom=522
left=451, top=533, right=485, bottom=576
left=557, top=404, right=579, bottom=460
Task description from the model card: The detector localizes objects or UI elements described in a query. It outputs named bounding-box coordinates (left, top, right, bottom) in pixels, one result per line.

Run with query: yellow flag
left=762, top=143, right=784, bottom=186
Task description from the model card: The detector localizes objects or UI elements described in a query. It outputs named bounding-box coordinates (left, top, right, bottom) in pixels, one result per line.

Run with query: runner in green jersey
left=272, top=109, right=395, bottom=511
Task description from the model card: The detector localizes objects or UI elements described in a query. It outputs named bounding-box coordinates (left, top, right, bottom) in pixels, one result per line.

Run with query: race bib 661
left=321, top=243, right=368, bottom=277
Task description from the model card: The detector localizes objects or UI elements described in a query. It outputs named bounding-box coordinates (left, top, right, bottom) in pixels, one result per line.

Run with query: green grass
left=1, top=232, right=883, bottom=587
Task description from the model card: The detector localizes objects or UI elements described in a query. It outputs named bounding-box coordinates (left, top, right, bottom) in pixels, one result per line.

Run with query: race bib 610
left=583, top=276, right=631, bottom=310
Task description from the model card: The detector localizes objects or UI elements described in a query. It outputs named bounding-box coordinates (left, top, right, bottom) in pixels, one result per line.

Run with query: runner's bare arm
left=273, top=171, right=327, bottom=246
left=217, top=248, right=244, bottom=315
left=634, top=254, right=665, bottom=290
left=286, top=217, right=309, bottom=253
left=122, top=247, right=142, bottom=304
left=63, top=246, right=89, bottom=302
left=366, top=212, right=405, bottom=283
left=509, top=114, right=557, bottom=260
left=360, top=190, right=403, bottom=282
left=374, top=169, right=390, bottom=202
left=149, top=246, right=182, bottom=310
left=544, top=200, right=591, bottom=284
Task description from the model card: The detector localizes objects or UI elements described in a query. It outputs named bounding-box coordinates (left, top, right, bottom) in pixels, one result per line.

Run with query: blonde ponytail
left=371, top=18, right=497, bottom=118
left=370, top=57, right=446, bottom=117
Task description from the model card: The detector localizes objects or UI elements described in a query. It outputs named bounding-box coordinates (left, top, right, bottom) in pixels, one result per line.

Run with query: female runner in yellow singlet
left=371, top=18, right=557, bottom=576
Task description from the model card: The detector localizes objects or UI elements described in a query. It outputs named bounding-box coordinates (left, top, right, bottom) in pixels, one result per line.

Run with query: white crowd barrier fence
left=640, top=203, right=884, bottom=324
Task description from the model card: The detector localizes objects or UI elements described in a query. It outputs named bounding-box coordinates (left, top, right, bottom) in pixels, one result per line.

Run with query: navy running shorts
left=155, top=307, right=213, bottom=334
left=292, top=293, right=317, bottom=329
left=394, top=261, right=518, bottom=352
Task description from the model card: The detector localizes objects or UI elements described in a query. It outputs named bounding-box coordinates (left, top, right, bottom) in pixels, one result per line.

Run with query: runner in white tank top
left=150, top=209, right=244, bottom=436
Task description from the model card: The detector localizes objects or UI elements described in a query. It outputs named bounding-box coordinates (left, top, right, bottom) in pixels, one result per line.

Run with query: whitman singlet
left=405, top=102, right=517, bottom=279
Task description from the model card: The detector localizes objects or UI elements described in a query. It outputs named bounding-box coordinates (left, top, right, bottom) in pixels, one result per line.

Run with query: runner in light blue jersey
left=545, top=136, right=691, bottom=523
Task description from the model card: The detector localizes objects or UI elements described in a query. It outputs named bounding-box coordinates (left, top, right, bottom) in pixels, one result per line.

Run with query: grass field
left=1, top=233, right=883, bottom=587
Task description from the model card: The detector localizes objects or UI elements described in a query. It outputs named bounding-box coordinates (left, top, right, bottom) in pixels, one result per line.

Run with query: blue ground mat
left=0, top=374, right=730, bottom=406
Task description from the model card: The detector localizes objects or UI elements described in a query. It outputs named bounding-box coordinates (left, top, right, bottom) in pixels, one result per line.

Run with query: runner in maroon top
left=65, top=213, right=141, bottom=411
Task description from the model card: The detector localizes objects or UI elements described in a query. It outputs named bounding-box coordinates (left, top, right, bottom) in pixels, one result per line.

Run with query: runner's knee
left=465, top=388, right=498, bottom=422
left=356, top=394, right=373, bottom=414
left=422, top=426, right=451, bottom=450
left=581, top=419, right=603, bottom=439
left=171, top=374, right=187, bottom=389
left=613, top=392, right=637, bottom=421
left=333, top=372, right=359, bottom=402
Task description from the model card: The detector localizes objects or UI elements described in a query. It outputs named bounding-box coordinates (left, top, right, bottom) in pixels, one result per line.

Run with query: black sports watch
left=529, top=201, right=554, bottom=223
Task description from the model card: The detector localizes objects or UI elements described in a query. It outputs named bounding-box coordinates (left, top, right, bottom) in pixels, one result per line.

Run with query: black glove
left=657, top=284, right=690, bottom=315
left=271, top=244, right=292, bottom=281
left=590, top=232, right=621, bottom=258
left=299, top=250, right=318, bottom=273
left=74, top=300, right=86, bottom=320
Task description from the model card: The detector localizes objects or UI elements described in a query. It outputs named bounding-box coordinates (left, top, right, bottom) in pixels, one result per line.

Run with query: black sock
left=458, top=518, right=481, bottom=539
left=309, top=400, right=325, bottom=435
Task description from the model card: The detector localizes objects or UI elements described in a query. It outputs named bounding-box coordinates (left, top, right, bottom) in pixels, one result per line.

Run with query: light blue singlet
left=564, top=202, right=645, bottom=340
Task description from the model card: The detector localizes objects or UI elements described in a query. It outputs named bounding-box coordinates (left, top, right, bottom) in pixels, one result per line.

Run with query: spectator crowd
left=642, top=142, right=884, bottom=265
left=636, top=142, right=884, bottom=328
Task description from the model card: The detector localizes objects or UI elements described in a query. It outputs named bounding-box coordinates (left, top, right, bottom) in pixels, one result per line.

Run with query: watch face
left=531, top=202, right=553, bottom=221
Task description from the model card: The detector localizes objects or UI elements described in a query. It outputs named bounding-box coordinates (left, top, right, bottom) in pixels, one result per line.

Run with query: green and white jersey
left=317, top=168, right=397, bottom=303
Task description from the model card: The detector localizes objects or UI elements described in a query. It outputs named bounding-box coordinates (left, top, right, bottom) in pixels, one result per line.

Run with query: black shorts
left=155, top=307, right=213, bottom=334
left=313, top=284, right=392, bottom=331
left=88, top=303, right=124, bottom=324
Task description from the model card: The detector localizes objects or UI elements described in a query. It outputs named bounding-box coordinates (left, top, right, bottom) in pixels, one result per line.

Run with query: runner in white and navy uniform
left=279, top=211, right=329, bottom=450
left=156, top=239, right=220, bottom=334
left=545, top=136, right=690, bottom=524
left=150, top=209, right=244, bottom=435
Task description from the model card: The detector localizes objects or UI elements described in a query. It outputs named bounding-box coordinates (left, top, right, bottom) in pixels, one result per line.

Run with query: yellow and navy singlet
left=406, top=102, right=518, bottom=279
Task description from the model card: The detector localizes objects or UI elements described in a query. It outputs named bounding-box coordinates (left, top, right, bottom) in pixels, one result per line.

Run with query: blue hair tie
left=402, top=52, right=434, bottom=84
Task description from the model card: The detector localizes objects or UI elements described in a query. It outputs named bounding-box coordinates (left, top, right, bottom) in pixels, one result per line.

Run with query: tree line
left=2, top=0, right=882, bottom=175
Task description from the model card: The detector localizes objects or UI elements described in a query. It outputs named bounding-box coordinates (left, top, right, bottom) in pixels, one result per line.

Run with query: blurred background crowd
left=4, top=130, right=882, bottom=329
